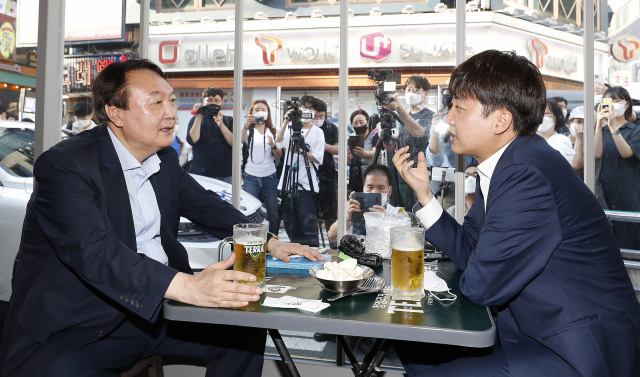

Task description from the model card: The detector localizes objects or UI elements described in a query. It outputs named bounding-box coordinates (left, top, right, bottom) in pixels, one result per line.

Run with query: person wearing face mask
left=240, top=100, right=282, bottom=236
left=551, top=96, right=570, bottom=132
left=347, top=109, right=377, bottom=192
left=595, top=86, right=640, bottom=250
left=327, top=164, right=406, bottom=244
left=275, top=100, right=326, bottom=247
left=383, top=76, right=434, bottom=211
left=445, top=164, right=477, bottom=216
left=61, top=102, right=98, bottom=135
left=187, top=87, right=234, bottom=183
left=536, top=99, right=575, bottom=164
left=304, top=97, right=340, bottom=229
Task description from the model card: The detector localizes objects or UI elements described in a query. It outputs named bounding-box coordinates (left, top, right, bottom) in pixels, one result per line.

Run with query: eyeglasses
left=464, top=172, right=479, bottom=178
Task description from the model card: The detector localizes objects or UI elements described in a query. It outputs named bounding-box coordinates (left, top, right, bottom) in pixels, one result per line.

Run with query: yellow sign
left=0, top=21, right=15, bottom=61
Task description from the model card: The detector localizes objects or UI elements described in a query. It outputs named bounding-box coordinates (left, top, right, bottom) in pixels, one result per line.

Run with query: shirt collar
left=477, top=137, right=516, bottom=183
left=107, top=127, right=161, bottom=174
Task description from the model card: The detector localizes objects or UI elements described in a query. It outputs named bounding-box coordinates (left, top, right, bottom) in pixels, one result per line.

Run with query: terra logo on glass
left=360, top=32, right=392, bottom=61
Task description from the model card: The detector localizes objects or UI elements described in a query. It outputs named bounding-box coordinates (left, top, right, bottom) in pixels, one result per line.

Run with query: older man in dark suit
left=394, top=50, right=640, bottom=376
left=0, top=59, right=322, bottom=377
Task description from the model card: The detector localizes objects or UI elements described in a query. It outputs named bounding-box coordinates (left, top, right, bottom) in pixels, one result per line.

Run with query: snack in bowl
left=310, top=259, right=375, bottom=293
left=318, top=260, right=365, bottom=281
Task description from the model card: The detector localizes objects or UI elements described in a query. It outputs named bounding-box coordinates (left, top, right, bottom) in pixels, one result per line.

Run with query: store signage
left=0, top=13, right=15, bottom=62
left=286, top=41, right=339, bottom=61
left=158, top=40, right=234, bottom=65
left=63, top=55, right=128, bottom=93
left=611, top=34, right=640, bottom=63
left=527, top=38, right=577, bottom=74
left=609, top=65, right=635, bottom=86
left=255, top=34, right=282, bottom=65
left=360, top=32, right=392, bottom=61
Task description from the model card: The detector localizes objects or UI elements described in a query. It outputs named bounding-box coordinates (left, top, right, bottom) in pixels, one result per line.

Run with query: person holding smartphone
left=327, top=164, right=407, bottom=243
left=241, top=100, right=282, bottom=235
left=595, top=86, right=640, bottom=250
left=347, top=110, right=377, bottom=192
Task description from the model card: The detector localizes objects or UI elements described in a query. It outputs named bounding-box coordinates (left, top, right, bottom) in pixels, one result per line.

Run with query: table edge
left=163, top=302, right=496, bottom=348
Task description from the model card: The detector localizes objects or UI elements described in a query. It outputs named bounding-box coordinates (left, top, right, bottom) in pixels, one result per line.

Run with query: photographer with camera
left=187, top=87, right=234, bottom=183
left=240, top=100, right=282, bottom=236
left=275, top=100, right=326, bottom=246
left=383, top=75, right=434, bottom=211
left=303, top=96, right=340, bottom=228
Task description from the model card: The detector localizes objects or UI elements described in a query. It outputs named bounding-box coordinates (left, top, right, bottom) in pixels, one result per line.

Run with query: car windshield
left=0, top=127, right=35, bottom=177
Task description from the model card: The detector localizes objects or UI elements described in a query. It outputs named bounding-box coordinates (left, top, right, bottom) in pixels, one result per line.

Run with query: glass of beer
left=218, top=223, right=268, bottom=288
left=390, top=226, right=425, bottom=301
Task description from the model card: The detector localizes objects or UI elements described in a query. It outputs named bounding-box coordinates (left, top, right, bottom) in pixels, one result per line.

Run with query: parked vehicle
left=0, top=120, right=265, bottom=304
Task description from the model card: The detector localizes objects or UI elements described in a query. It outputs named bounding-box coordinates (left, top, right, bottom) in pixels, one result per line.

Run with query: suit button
left=136, top=303, right=142, bottom=308
left=120, top=295, right=125, bottom=300
left=96, top=330, right=103, bottom=338
left=124, top=297, right=130, bottom=303
left=131, top=300, right=137, bottom=306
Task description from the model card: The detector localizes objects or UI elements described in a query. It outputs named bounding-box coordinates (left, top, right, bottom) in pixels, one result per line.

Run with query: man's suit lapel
left=96, top=126, right=137, bottom=251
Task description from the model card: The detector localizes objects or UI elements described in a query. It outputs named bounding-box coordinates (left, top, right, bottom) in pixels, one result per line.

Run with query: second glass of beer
left=390, top=226, right=425, bottom=301
left=219, top=223, right=267, bottom=288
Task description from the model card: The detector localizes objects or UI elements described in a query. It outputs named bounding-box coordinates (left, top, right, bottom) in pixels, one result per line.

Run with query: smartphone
left=348, top=135, right=364, bottom=152
left=600, top=97, right=612, bottom=111
left=351, top=192, right=381, bottom=235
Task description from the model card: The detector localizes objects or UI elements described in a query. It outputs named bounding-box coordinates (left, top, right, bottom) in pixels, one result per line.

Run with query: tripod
left=280, top=126, right=326, bottom=247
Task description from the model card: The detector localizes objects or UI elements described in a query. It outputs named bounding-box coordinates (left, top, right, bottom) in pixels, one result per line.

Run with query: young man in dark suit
left=393, top=50, right=640, bottom=376
left=0, top=59, right=322, bottom=377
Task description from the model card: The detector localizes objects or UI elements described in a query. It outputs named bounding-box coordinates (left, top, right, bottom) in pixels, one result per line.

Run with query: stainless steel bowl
left=309, top=264, right=375, bottom=293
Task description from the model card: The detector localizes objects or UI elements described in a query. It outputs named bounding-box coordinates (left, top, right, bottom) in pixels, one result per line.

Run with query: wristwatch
left=267, top=232, right=279, bottom=244
left=612, top=129, right=622, bottom=135
left=271, top=145, right=278, bottom=150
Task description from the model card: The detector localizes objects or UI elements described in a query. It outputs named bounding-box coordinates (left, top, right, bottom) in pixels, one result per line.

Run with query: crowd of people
left=2, top=54, right=639, bottom=377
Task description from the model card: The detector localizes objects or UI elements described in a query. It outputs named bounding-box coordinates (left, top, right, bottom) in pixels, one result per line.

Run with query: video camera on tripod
left=366, top=69, right=403, bottom=207
left=283, top=97, right=314, bottom=133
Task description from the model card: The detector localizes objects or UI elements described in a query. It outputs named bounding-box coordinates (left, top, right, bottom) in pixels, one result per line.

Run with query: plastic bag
left=364, top=212, right=411, bottom=259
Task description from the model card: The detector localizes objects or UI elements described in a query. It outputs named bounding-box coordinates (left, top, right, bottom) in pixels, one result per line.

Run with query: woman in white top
left=242, top=100, right=282, bottom=235
left=537, top=98, right=576, bottom=166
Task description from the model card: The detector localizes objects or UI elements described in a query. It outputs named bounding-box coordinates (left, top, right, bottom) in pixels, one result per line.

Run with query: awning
left=0, top=70, right=36, bottom=88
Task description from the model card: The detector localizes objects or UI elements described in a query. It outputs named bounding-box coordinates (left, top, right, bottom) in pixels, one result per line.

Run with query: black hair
left=551, top=96, right=568, bottom=107
left=406, top=76, right=431, bottom=92
left=546, top=99, right=565, bottom=133
left=0, top=104, right=6, bottom=114
left=448, top=50, right=546, bottom=137
left=363, top=164, right=391, bottom=186
left=202, top=87, right=224, bottom=100
left=73, top=101, right=93, bottom=117
left=350, top=109, right=369, bottom=126
left=603, top=86, right=633, bottom=121
left=313, top=99, right=327, bottom=113
left=300, top=95, right=315, bottom=106
left=93, top=59, right=166, bottom=126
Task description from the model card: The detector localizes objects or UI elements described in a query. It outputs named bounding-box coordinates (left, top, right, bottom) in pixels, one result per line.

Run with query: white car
left=0, top=120, right=265, bottom=304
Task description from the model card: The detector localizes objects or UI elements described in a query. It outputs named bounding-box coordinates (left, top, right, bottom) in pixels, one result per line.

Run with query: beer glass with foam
left=390, top=227, right=425, bottom=300
left=218, top=223, right=268, bottom=288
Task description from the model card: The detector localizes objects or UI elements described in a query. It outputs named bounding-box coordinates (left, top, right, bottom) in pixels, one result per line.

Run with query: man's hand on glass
left=267, top=239, right=325, bottom=263
left=393, top=146, right=432, bottom=206
left=166, top=254, right=262, bottom=308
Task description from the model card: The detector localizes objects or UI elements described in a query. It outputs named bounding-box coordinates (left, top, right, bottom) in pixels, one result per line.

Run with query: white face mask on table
left=424, top=270, right=457, bottom=302
left=537, top=117, right=555, bottom=133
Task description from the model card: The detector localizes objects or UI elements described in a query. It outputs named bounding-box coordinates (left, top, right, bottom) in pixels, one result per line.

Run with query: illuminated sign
left=360, top=32, right=392, bottom=61
left=611, top=35, right=640, bottom=63
left=527, top=38, right=577, bottom=74
left=63, top=54, right=129, bottom=93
